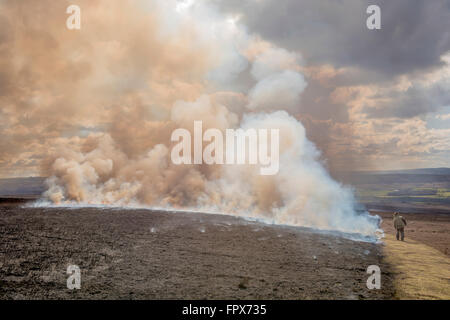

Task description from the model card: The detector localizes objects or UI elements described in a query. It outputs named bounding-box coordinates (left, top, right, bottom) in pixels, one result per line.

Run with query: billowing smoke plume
left=2, top=0, right=380, bottom=237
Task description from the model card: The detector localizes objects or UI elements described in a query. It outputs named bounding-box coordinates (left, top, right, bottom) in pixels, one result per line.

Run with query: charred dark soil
left=0, top=204, right=395, bottom=299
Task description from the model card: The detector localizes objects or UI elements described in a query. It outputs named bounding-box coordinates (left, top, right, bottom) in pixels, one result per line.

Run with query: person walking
left=393, top=212, right=407, bottom=241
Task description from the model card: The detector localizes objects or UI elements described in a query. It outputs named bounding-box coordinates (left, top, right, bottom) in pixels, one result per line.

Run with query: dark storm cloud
left=213, top=0, right=450, bottom=78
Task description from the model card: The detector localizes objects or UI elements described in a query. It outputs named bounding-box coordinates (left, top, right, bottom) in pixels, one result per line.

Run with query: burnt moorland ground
left=0, top=201, right=395, bottom=300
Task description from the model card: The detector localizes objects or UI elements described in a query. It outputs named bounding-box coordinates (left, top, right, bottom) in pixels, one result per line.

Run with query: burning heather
left=3, top=0, right=381, bottom=237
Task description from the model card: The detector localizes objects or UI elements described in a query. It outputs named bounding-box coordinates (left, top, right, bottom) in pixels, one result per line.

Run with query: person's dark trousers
left=396, top=228, right=404, bottom=241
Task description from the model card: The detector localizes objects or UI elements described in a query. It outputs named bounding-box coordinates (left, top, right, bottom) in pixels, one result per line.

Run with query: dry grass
left=383, top=234, right=450, bottom=299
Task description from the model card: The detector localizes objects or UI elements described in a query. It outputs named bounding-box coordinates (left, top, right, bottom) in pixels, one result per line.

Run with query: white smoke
left=36, top=0, right=381, bottom=238
left=247, top=70, right=307, bottom=113
left=250, top=47, right=301, bottom=80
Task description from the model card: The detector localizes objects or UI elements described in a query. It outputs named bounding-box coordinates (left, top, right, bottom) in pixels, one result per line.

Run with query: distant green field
left=356, top=188, right=450, bottom=199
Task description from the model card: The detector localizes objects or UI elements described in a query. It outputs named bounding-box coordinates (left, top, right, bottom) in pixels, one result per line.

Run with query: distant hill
left=333, top=168, right=450, bottom=214
left=365, top=168, right=450, bottom=175
left=334, top=168, right=450, bottom=185
left=0, top=177, right=46, bottom=197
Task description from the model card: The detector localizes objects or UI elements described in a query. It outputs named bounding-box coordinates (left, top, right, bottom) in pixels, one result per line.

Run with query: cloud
left=363, top=83, right=450, bottom=119
left=213, top=0, right=450, bottom=78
